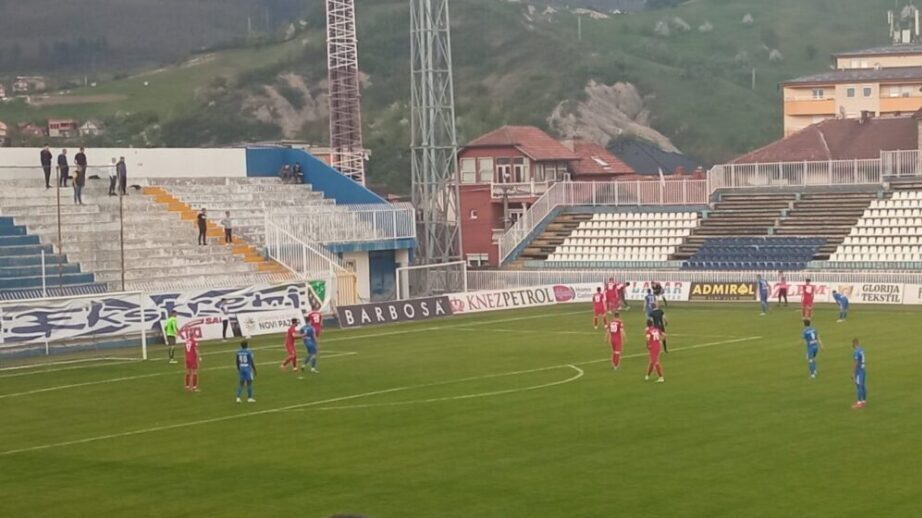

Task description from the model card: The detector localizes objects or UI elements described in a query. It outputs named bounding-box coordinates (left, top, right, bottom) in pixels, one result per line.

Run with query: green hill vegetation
left=0, top=0, right=904, bottom=192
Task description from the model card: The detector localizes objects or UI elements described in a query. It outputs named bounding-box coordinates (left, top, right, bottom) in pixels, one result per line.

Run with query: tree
left=805, top=44, right=817, bottom=61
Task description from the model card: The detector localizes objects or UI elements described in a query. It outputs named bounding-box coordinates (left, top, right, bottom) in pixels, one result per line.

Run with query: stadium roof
left=833, top=43, right=922, bottom=58
left=464, top=126, right=580, bottom=161
left=568, top=140, right=635, bottom=176
left=731, top=115, right=921, bottom=164
left=783, top=66, right=922, bottom=86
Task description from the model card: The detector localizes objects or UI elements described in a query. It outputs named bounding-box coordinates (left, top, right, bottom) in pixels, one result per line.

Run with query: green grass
left=0, top=302, right=916, bottom=517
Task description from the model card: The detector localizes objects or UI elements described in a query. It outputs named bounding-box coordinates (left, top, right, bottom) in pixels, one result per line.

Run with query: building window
left=512, top=158, right=527, bottom=183
left=477, top=158, right=493, bottom=183
left=460, top=158, right=476, bottom=184
left=863, top=87, right=872, bottom=98
left=496, top=158, right=511, bottom=183
left=811, top=88, right=824, bottom=99
left=466, top=253, right=489, bottom=268
left=508, top=208, right=525, bottom=224
left=846, top=87, right=856, bottom=98
left=902, top=85, right=913, bottom=97
left=469, top=209, right=478, bottom=220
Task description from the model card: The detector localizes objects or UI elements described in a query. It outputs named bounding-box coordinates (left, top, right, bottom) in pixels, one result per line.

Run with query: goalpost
left=0, top=291, right=149, bottom=369
left=396, top=261, right=467, bottom=300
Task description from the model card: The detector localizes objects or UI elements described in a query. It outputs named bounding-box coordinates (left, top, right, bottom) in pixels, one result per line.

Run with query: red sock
left=192, top=374, right=198, bottom=388
left=612, top=352, right=620, bottom=367
left=184, top=374, right=190, bottom=387
left=647, top=363, right=654, bottom=376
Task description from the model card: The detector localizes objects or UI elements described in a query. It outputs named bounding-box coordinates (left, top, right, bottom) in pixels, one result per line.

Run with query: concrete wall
left=341, top=251, right=371, bottom=301
left=0, top=147, right=247, bottom=179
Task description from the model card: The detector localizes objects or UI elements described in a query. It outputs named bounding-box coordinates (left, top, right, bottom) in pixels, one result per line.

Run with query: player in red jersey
left=604, top=278, right=620, bottom=313
left=307, top=309, right=323, bottom=338
left=280, top=318, right=299, bottom=371
left=607, top=312, right=626, bottom=370
left=183, top=332, right=201, bottom=392
left=801, top=278, right=816, bottom=319
left=617, top=281, right=631, bottom=311
left=645, top=320, right=665, bottom=383
left=592, top=287, right=607, bottom=329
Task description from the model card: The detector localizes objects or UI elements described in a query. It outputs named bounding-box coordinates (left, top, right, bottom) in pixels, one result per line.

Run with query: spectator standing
left=116, top=156, right=127, bottom=195
left=40, top=145, right=53, bottom=188
left=74, top=147, right=88, bottom=181
left=220, top=210, right=233, bottom=244
left=57, top=149, right=69, bottom=187
left=279, top=164, right=292, bottom=183
left=197, top=208, right=208, bottom=246
left=107, top=157, right=118, bottom=196
left=217, top=298, right=231, bottom=341
left=72, top=161, right=85, bottom=205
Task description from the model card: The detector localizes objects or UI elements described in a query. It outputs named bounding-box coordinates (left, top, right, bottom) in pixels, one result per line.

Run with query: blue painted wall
left=245, top=147, right=387, bottom=205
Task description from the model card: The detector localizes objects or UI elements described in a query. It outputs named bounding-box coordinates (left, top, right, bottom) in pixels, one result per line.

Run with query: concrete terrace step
left=93, top=262, right=258, bottom=283
left=0, top=272, right=96, bottom=290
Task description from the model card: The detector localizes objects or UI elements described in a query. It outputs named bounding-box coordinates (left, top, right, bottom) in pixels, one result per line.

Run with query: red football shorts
left=185, top=359, right=199, bottom=370
left=610, top=340, right=623, bottom=354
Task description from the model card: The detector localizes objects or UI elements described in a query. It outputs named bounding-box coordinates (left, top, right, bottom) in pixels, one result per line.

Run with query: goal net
left=396, top=261, right=467, bottom=300
left=0, top=291, right=149, bottom=370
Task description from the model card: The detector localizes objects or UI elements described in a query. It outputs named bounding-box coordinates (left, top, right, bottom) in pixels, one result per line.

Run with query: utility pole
left=411, top=0, right=462, bottom=264
left=326, top=0, right=366, bottom=184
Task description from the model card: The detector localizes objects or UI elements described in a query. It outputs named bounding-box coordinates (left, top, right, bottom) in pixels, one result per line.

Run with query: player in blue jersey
left=644, top=289, right=656, bottom=317
left=299, top=323, right=319, bottom=375
left=802, top=319, right=824, bottom=379
left=757, top=274, right=770, bottom=316
left=235, top=340, right=257, bottom=403
left=851, top=338, right=867, bottom=408
left=852, top=338, right=867, bottom=409
left=833, top=290, right=850, bottom=323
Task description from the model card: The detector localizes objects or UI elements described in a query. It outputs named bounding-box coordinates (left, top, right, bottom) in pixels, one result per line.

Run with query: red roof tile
left=569, top=140, right=635, bottom=175
left=464, top=125, right=579, bottom=161
left=732, top=117, right=919, bottom=164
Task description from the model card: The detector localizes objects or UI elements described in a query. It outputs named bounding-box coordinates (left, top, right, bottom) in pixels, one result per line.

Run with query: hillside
left=0, top=0, right=904, bottom=192
left=0, top=0, right=304, bottom=72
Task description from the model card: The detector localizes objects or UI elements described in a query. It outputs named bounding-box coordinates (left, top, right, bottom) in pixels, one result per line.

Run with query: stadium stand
left=829, top=189, right=922, bottom=263
left=517, top=213, right=592, bottom=263
left=675, top=189, right=878, bottom=269
left=0, top=179, right=292, bottom=292
left=684, top=237, right=824, bottom=271
left=0, top=215, right=103, bottom=298
left=545, top=211, right=699, bottom=263
left=144, top=177, right=335, bottom=246
left=774, top=191, right=877, bottom=259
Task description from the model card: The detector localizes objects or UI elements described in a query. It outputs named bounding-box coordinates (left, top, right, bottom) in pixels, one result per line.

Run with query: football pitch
left=0, top=302, right=919, bottom=518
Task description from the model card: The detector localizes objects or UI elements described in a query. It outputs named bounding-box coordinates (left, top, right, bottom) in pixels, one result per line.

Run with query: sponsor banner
left=771, top=282, right=833, bottom=304
left=337, top=297, right=453, bottom=328
left=237, top=308, right=306, bottom=337
left=448, top=287, right=557, bottom=314
left=904, top=284, right=922, bottom=305
left=0, top=281, right=330, bottom=345
left=624, top=280, right=690, bottom=302
left=0, top=293, right=147, bottom=345
left=160, top=315, right=225, bottom=344
left=690, top=283, right=757, bottom=301
left=830, top=283, right=904, bottom=305
left=551, top=281, right=690, bottom=303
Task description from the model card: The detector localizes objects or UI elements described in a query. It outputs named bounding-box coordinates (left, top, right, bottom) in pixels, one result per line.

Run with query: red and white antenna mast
left=326, top=0, right=366, bottom=185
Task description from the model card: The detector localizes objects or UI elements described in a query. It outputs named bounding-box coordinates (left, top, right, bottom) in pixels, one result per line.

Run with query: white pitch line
left=0, top=352, right=358, bottom=400
left=313, top=365, right=584, bottom=411
left=0, top=335, right=763, bottom=457
left=0, top=357, right=138, bottom=373
left=453, top=327, right=751, bottom=339
left=0, top=309, right=587, bottom=379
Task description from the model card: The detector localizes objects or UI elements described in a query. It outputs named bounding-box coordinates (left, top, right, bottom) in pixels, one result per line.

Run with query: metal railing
left=880, top=150, right=922, bottom=177
left=267, top=203, right=416, bottom=244
left=490, top=181, right=551, bottom=199
left=497, top=179, right=708, bottom=264
left=707, top=159, right=882, bottom=192
left=263, top=219, right=359, bottom=306
left=466, top=269, right=922, bottom=292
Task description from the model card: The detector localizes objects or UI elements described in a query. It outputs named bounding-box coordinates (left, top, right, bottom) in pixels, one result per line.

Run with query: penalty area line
left=0, top=335, right=762, bottom=456
left=0, top=352, right=359, bottom=400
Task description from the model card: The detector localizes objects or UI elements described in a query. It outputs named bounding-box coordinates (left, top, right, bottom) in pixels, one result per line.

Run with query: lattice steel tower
left=411, top=0, right=461, bottom=263
left=326, top=0, right=366, bottom=184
